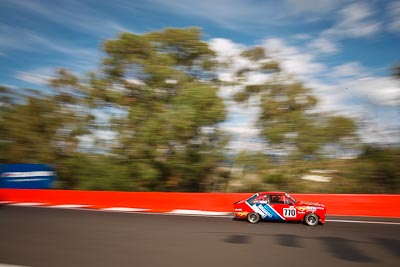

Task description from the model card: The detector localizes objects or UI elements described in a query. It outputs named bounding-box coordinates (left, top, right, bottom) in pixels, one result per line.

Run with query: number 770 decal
left=283, top=208, right=296, bottom=217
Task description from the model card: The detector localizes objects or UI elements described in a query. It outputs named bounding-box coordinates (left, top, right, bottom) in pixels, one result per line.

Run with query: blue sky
left=1, top=0, right=399, bottom=146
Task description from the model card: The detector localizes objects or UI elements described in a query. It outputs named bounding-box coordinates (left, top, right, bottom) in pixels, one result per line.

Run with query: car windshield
left=285, top=193, right=297, bottom=204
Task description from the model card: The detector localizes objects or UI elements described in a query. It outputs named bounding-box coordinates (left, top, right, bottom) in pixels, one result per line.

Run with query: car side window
left=283, top=195, right=293, bottom=205
left=270, top=195, right=284, bottom=204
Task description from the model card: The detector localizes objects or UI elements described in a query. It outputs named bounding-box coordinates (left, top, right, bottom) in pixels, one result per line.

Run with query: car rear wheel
left=304, top=213, right=319, bottom=226
left=247, top=212, right=260, bottom=224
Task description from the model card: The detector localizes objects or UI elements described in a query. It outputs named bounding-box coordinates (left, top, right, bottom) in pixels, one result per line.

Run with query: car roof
left=257, top=192, right=287, bottom=195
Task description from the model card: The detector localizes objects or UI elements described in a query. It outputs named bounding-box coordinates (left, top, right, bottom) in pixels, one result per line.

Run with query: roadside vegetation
left=0, top=28, right=398, bottom=193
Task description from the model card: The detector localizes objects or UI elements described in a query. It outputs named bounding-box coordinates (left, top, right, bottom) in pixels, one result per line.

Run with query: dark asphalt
left=0, top=206, right=399, bottom=267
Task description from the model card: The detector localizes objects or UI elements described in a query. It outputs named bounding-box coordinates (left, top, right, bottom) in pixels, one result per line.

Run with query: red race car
left=233, top=192, right=327, bottom=226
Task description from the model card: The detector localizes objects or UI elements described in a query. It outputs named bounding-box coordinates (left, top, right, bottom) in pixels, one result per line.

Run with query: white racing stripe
left=327, top=219, right=400, bottom=225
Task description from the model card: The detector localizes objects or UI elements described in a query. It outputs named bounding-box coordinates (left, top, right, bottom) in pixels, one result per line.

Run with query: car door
left=269, top=194, right=298, bottom=221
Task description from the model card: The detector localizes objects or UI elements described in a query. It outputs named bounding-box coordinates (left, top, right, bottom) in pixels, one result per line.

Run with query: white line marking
left=0, top=201, right=14, bottom=204
left=10, top=202, right=46, bottom=206
left=5, top=204, right=400, bottom=225
left=327, top=219, right=400, bottom=225
left=50, top=204, right=91, bottom=209
left=101, top=207, right=150, bottom=212
left=167, top=209, right=231, bottom=216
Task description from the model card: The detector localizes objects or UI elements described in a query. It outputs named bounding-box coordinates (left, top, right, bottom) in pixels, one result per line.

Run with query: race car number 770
left=283, top=208, right=296, bottom=217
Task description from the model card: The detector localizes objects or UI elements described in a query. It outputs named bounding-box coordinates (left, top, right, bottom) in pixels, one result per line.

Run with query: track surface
left=0, top=206, right=399, bottom=267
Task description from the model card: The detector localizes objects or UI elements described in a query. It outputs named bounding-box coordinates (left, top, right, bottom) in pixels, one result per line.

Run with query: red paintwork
left=233, top=192, right=327, bottom=224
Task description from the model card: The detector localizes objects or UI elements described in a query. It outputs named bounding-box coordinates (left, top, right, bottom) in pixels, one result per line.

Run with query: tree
left=0, top=75, right=97, bottom=187
left=46, top=28, right=226, bottom=191
left=0, top=28, right=227, bottom=192
left=350, top=146, right=400, bottom=193
left=0, top=94, right=62, bottom=163
left=99, top=28, right=226, bottom=191
left=233, top=47, right=357, bottom=158
left=392, top=63, right=400, bottom=79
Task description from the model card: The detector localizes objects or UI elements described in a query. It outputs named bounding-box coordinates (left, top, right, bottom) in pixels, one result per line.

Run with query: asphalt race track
left=0, top=206, right=399, bottom=267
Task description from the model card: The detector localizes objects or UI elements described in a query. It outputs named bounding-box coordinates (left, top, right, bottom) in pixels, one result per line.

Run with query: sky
left=1, top=0, right=399, bottom=148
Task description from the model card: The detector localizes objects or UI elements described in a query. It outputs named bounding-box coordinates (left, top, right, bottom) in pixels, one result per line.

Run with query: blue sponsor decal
left=0, top=164, right=56, bottom=189
left=250, top=203, right=284, bottom=221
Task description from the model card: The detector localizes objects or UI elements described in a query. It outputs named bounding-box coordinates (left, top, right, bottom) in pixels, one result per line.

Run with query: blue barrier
left=0, top=163, right=56, bottom=189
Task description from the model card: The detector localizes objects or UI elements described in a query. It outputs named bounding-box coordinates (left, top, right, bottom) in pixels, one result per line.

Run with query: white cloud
left=219, top=104, right=262, bottom=150
left=262, top=38, right=326, bottom=78
left=387, top=1, right=400, bottom=32
left=324, top=2, right=381, bottom=39
left=304, top=77, right=400, bottom=144
left=221, top=124, right=260, bottom=137
left=0, top=23, right=31, bottom=51
left=212, top=36, right=400, bottom=146
left=301, top=2, right=383, bottom=56
left=217, top=85, right=243, bottom=99
left=14, top=70, right=53, bottom=86
left=6, top=1, right=126, bottom=37
left=134, top=0, right=348, bottom=31
left=293, top=33, right=312, bottom=40
left=330, top=62, right=368, bottom=78
left=309, top=74, right=399, bottom=112
left=341, top=2, right=373, bottom=22
left=387, top=1, right=400, bottom=17
left=264, top=39, right=399, bottom=106
left=286, top=0, right=343, bottom=14
left=209, top=38, right=245, bottom=59
left=388, top=18, right=400, bottom=32
left=308, top=37, right=339, bottom=54
left=0, top=24, right=96, bottom=59
left=356, top=106, right=400, bottom=144
left=298, top=2, right=383, bottom=57
left=209, top=38, right=254, bottom=83
left=304, top=79, right=355, bottom=115
left=78, top=129, right=117, bottom=151
left=31, top=34, right=96, bottom=58
left=344, top=77, right=400, bottom=106
left=244, top=72, right=273, bottom=85
left=209, top=38, right=266, bottom=144
left=142, top=0, right=287, bottom=31
left=220, top=105, right=265, bottom=152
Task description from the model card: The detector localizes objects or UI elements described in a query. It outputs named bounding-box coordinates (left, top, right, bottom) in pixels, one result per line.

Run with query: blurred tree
left=392, top=63, right=400, bottom=106
left=234, top=47, right=358, bottom=158
left=392, top=63, right=400, bottom=79
left=86, top=28, right=226, bottom=191
left=2, top=28, right=373, bottom=193
left=241, top=47, right=266, bottom=61
left=350, top=146, right=400, bottom=193
left=0, top=94, right=63, bottom=163
left=111, top=29, right=224, bottom=191
left=57, top=154, right=132, bottom=190
left=0, top=86, right=15, bottom=112
left=0, top=28, right=226, bottom=192
left=0, top=77, right=97, bottom=188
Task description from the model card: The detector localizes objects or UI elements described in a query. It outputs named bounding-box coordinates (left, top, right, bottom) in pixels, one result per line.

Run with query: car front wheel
left=247, top=212, right=261, bottom=224
left=304, top=213, right=319, bottom=226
